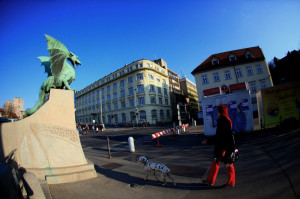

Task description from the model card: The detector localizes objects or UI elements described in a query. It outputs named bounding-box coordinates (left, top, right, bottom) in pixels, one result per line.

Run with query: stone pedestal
left=0, top=89, right=97, bottom=184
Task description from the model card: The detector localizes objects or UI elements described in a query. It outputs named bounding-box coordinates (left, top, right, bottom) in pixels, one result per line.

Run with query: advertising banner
left=261, top=82, right=300, bottom=128
left=202, top=90, right=253, bottom=135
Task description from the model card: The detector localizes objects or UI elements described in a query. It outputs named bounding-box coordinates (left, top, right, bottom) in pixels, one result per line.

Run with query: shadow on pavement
left=95, top=164, right=223, bottom=190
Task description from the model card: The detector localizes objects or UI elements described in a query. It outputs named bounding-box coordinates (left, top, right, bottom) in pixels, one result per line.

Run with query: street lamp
left=134, top=88, right=138, bottom=127
left=99, top=91, right=103, bottom=124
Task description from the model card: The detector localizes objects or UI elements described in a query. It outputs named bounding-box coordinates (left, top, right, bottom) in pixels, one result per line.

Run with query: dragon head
left=68, top=52, right=81, bottom=68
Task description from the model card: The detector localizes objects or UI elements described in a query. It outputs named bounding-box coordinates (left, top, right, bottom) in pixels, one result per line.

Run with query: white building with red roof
left=191, top=46, right=273, bottom=111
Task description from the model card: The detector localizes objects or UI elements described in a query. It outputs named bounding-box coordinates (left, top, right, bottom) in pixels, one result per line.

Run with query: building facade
left=167, top=69, right=185, bottom=122
left=179, top=77, right=199, bottom=120
left=191, top=46, right=273, bottom=111
left=3, top=98, right=24, bottom=118
left=75, top=58, right=172, bottom=125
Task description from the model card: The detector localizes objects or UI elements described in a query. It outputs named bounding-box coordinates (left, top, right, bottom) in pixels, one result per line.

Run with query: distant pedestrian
left=92, top=125, right=95, bottom=133
left=202, top=105, right=236, bottom=188
left=84, top=124, right=89, bottom=135
left=143, top=120, right=147, bottom=128
left=113, top=122, right=117, bottom=131
left=100, top=123, right=104, bottom=132
left=96, top=124, right=99, bottom=133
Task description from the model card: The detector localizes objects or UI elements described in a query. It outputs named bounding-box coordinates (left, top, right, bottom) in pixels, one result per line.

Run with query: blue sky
left=1, top=0, right=300, bottom=109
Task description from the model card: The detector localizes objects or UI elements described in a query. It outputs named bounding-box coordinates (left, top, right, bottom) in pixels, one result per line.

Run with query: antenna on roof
left=181, top=70, right=186, bottom=79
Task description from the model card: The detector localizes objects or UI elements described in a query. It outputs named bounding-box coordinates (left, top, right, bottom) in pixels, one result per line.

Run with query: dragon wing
left=45, top=34, right=69, bottom=76
left=37, top=56, right=52, bottom=77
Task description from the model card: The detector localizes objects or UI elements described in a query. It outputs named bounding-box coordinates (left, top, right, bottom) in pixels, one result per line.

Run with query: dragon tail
left=26, top=89, right=47, bottom=116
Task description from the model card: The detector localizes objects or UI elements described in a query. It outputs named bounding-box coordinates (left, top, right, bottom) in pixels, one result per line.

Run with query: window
left=165, top=99, right=168, bottom=105
left=107, top=94, right=111, bottom=101
left=202, top=75, right=209, bottom=84
left=162, top=79, right=166, bottom=85
left=140, top=64, right=143, bottom=68
left=160, top=110, right=164, bottom=120
left=157, top=87, right=162, bottom=93
left=247, top=66, right=253, bottom=76
left=107, top=85, right=110, bottom=92
left=113, top=102, right=118, bottom=110
left=97, top=99, right=100, bottom=104
left=260, top=80, right=266, bottom=89
left=107, top=104, right=111, bottom=111
left=164, top=88, right=168, bottom=95
left=114, top=114, right=119, bottom=123
left=120, top=90, right=125, bottom=97
left=148, top=73, right=154, bottom=80
left=102, top=104, right=105, bottom=111
left=120, top=80, right=125, bottom=87
left=128, top=87, right=133, bottom=95
left=137, top=73, right=143, bottom=80
left=229, top=54, right=236, bottom=62
left=156, top=77, right=160, bottom=82
left=246, top=51, right=252, bottom=59
left=102, top=96, right=105, bottom=103
left=250, top=81, right=257, bottom=94
left=97, top=90, right=100, bottom=96
left=235, top=68, right=243, bottom=78
left=139, top=97, right=145, bottom=105
left=129, top=99, right=134, bottom=107
left=113, top=83, right=117, bottom=89
left=159, top=98, right=162, bottom=104
left=121, top=101, right=126, bottom=108
left=149, top=84, right=155, bottom=92
left=121, top=113, right=126, bottom=122
left=140, top=111, right=146, bottom=120
left=151, top=110, right=157, bottom=120
left=137, top=85, right=144, bottom=93
left=113, top=92, right=117, bottom=99
left=150, top=96, right=156, bottom=104
left=128, top=76, right=133, bottom=83
left=101, top=88, right=105, bottom=94
left=213, top=72, right=220, bottom=82
left=135, top=64, right=138, bottom=69
left=211, top=57, right=219, bottom=65
left=224, top=70, right=231, bottom=80
left=256, top=64, right=263, bottom=74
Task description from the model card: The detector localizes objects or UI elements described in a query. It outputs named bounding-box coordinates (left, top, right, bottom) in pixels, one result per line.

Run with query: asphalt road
left=49, top=125, right=300, bottom=199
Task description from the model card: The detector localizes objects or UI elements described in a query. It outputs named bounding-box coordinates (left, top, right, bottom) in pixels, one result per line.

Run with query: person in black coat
left=202, top=104, right=236, bottom=188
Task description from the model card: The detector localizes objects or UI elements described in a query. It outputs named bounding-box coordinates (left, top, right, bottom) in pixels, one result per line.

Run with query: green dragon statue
left=26, top=34, right=81, bottom=116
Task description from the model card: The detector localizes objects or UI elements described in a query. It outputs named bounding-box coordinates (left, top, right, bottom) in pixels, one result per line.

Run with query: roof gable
left=192, top=46, right=265, bottom=75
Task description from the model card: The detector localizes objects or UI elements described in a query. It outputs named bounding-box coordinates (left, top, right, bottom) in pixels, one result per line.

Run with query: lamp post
left=99, top=91, right=103, bottom=124
left=134, top=88, right=138, bottom=127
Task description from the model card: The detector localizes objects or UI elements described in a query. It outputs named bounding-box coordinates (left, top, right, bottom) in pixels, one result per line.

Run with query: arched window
left=211, top=57, right=219, bottom=65
left=167, top=110, right=170, bottom=119
left=151, top=110, right=157, bottom=120
left=160, top=110, right=164, bottom=120
left=140, top=110, right=146, bottom=120
left=121, top=113, right=126, bottom=122
left=229, top=53, right=236, bottom=62
left=245, top=50, right=252, bottom=59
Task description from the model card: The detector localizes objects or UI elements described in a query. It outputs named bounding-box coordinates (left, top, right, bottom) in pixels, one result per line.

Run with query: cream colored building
left=75, top=58, right=172, bottom=125
left=191, top=46, right=273, bottom=111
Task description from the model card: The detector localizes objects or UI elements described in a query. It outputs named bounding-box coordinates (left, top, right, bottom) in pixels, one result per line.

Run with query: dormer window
left=229, top=53, right=236, bottom=62
left=211, top=57, right=219, bottom=65
left=246, top=50, right=252, bottom=59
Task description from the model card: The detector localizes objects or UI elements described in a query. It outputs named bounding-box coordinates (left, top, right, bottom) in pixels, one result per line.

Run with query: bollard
left=128, top=137, right=135, bottom=152
left=107, top=136, right=111, bottom=159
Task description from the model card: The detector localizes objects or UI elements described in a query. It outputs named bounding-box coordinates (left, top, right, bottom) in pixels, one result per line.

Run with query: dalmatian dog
left=138, top=156, right=176, bottom=186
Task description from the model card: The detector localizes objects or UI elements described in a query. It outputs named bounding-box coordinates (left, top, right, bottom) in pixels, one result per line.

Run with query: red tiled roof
left=191, top=46, right=265, bottom=75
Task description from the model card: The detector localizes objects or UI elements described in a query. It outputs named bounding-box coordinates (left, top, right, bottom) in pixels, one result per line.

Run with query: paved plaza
left=49, top=124, right=300, bottom=199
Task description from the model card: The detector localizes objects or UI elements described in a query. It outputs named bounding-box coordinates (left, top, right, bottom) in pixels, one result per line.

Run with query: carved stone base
left=0, top=89, right=97, bottom=184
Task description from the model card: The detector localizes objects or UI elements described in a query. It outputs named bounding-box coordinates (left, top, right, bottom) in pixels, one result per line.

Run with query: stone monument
left=0, top=35, right=97, bottom=184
